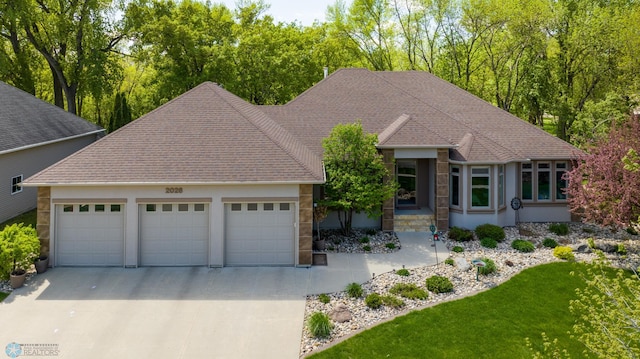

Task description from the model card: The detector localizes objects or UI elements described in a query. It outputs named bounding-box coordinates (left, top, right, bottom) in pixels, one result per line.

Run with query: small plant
left=582, top=227, right=595, bottom=234
left=480, top=237, right=498, bottom=249
left=327, top=245, right=335, bottom=251
left=617, top=244, right=627, bottom=255
left=365, top=228, right=377, bottom=236
left=425, top=275, right=454, bottom=293
left=381, top=295, right=405, bottom=309
left=396, top=268, right=410, bottom=276
left=553, top=246, right=575, bottom=261
left=365, top=293, right=383, bottom=309
left=626, top=226, right=638, bottom=235
left=587, top=238, right=596, bottom=249
left=385, top=242, right=396, bottom=249
left=445, top=258, right=455, bottom=266
left=346, top=282, right=363, bottom=298
left=478, top=257, right=497, bottom=275
left=318, top=293, right=330, bottom=304
left=511, top=239, right=535, bottom=253
left=359, top=236, right=370, bottom=244
left=389, top=283, right=428, bottom=300
left=452, top=246, right=464, bottom=253
left=363, top=245, right=372, bottom=251
left=448, top=226, right=474, bottom=242
left=549, top=223, right=569, bottom=236
left=307, top=312, right=333, bottom=339
left=475, top=224, right=506, bottom=242
left=542, top=238, right=558, bottom=248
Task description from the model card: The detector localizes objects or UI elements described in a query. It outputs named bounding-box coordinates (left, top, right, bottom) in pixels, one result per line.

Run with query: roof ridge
left=206, top=83, right=324, bottom=180
left=378, top=114, right=411, bottom=145
left=283, top=68, right=369, bottom=107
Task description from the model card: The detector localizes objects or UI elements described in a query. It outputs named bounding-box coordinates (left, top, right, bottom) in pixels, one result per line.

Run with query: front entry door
left=396, top=160, right=417, bottom=207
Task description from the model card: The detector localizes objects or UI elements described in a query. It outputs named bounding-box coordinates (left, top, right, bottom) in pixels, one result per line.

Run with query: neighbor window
left=556, top=162, right=567, bottom=200
left=450, top=166, right=460, bottom=207
left=537, top=163, right=551, bottom=200
left=11, top=175, right=22, bottom=195
left=471, top=167, right=490, bottom=207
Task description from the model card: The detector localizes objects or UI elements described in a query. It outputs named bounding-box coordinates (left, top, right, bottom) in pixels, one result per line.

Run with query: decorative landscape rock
left=329, top=304, right=352, bottom=323
left=454, top=257, right=470, bottom=271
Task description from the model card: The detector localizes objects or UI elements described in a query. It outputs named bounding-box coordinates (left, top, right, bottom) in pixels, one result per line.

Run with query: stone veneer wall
left=298, top=184, right=313, bottom=266
left=36, top=186, right=51, bottom=258
left=382, top=149, right=395, bottom=231
left=436, top=149, right=450, bottom=230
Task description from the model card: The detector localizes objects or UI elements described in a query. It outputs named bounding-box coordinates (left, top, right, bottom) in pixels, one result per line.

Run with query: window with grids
left=11, top=175, right=23, bottom=195
left=471, top=167, right=490, bottom=208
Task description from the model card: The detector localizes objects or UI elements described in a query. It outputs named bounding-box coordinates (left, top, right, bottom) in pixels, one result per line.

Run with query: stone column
left=436, top=149, right=450, bottom=230
left=298, top=184, right=313, bottom=266
left=382, top=149, right=395, bottom=231
left=36, top=186, right=51, bottom=258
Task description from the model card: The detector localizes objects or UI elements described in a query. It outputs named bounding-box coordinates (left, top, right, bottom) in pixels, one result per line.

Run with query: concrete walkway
left=0, top=232, right=444, bottom=359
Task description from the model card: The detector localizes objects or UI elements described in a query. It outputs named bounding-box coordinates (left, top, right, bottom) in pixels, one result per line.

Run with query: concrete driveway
left=0, top=233, right=445, bottom=359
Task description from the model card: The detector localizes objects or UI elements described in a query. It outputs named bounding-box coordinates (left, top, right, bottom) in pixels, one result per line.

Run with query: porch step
left=394, top=214, right=436, bottom=232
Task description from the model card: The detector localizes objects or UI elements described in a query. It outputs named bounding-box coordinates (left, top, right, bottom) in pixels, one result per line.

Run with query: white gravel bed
left=318, top=229, right=401, bottom=253
left=299, top=222, right=640, bottom=357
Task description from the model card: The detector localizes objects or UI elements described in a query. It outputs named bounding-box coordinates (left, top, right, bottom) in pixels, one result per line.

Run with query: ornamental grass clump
left=318, top=293, right=330, bottom=304
left=549, top=223, right=570, bottom=236
left=478, top=257, right=497, bottom=275
left=389, top=283, right=428, bottom=300
left=346, top=282, right=363, bottom=298
left=480, top=238, right=498, bottom=249
left=381, top=295, right=405, bottom=309
left=452, top=246, right=464, bottom=253
left=445, top=258, right=455, bottom=266
left=448, top=227, right=473, bottom=242
left=307, top=312, right=333, bottom=339
left=512, top=239, right=535, bottom=253
left=365, top=293, right=383, bottom=309
left=425, top=275, right=454, bottom=293
left=542, top=238, right=558, bottom=248
left=475, top=224, right=506, bottom=242
left=396, top=268, right=410, bottom=276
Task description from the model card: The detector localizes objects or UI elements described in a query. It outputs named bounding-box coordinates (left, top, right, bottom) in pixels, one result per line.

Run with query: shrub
left=365, top=293, right=383, bottom=309
left=363, top=245, right=371, bottom=251
left=444, top=258, right=455, bottom=266
left=617, top=244, right=627, bottom=255
left=587, top=238, right=596, bottom=249
left=478, top=257, right=497, bottom=275
left=389, top=283, right=428, bottom=300
left=0, top=223, right=40, bottom=279
left=542, top=238, right=558, bottom=248
left=307, top=312, right=333, bottom=339
left=381, top=295, right=405, bottom=309
left=359, top=236, right=370, bottom=244
left=396, top=268, right=410, bottom=276
left=448, top=227, right=473, bottom=241
left=425, top=275, right=454, bottom=293
left=549, top=223, right=570, bottom=235
left=511, top=239, right=535, bottom=253
left=318, top=294, right=330, bottom=304
left=553, top=246, right=575, bottom=261
left=365, top=228, right=377, bottom=235
left=582, top=227, right=595, bottom=234
left=475, top=224, right=506, bottom=242
left=451, top=246, right=465, bottom=253
left=480, top=238, right=498, bottom=249
left=385, top=242, right=396, bottom=249
left=626, top=227, right=638, bottom=235
left=345, top=282, right=363, bottom=298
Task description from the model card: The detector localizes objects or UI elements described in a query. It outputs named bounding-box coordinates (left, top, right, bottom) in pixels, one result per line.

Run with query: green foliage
left=365, top=293, right=382, bottom=309
left=587, top=238, right=596, bottom=249
left=445, top=258, right=455, bottom=266
left=626, top=226, right=638, bottom=236
left=381, top=295, right=405, bottom=309
left=448, top=227, right=473, bottom=242
left=425, top=275, right=454, bottom=293
left=582, top=227, right=595, bottom=234
left=395, top=268, right=410, bottom=276
left=385, top=242, right=396, bottom=249
left=107, top=92, right=132, bottom=133
left=452, top=246, right=465, bottom=253
left=358, top=236, right=370, bottom=243
left=0, top=209, right=37, bottom=229
left=307, top=312, right=333, bottom=339
left=553, top=246, right=575, bottom=261
left=616, top=244, right=627, bottom=255
left=346, top=282, right=363, bottom=298
left=0, top=223, right=40, bottom=279
left=318, top=293, right=331, bottom=304
left=365, top=228, right=377, bottom=235
left=389, top=283, right=428, bottom=300
left=475, top=224, right=506, bottom=242
left=511, top=240, right=535, bottom=253
left=542, top=238, right=558, bottom=248
left=0, top=291, right=8, bottom=302
left=479, top=258, right=497, bottom=275
left=549, top=223, right=570, bottom=236
left=321, top=122, right=397, bottom=234
left=480, top=238, right=498, bottom=249
left=362, top=245, right=371, bottom=252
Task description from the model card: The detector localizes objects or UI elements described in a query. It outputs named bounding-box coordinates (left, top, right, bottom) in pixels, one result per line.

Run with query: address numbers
left=165, top=187, right=183, bottom=193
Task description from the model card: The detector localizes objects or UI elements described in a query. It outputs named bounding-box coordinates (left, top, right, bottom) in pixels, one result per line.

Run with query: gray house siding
left=0, top=135, right=98, bottom=223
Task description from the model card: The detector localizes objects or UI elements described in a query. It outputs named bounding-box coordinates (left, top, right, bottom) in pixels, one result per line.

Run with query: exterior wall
left=36, top=187, right=51, bottom=258
left=321, top=211, right=380, bottom=230
left=382, top=149, right=395, bottom=231
left=435, top=149, right=449, bottom=230
left=519, top=205, right=572, bottom=223
left=48, top=184, right=302, bottom=267
left=0, top=135, right=97, bottom=223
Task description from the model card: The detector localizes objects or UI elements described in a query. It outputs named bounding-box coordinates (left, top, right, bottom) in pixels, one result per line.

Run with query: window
left=110, top=204, right=121, bottom=212
left=450, top=166, right=460, bottom=207
left=471, top=167, right=490, bottom=207
left=146, top=204, right=156, bottom=212
left=231, top=203, right=241, bottom=211
left=178, top=204, right=188, bottom=212
left=63, top=205, right=74, bottom=213
left=264, top=203, right=274, bottom=211
left=79, top=204, right=89, bottom=212
left=247, top=203, right=258, bottom=211
left=537, top=163, right=551, bottom=200
left=279, top=203, right=290, bottom=211
left=162, top=204, right=172, bottom=212
left=11, top=175, right=22, bottom=195
left=498, top=165, right=505, bottom=207
left=95, top=205, right=105, bottom=212
left=521, top=164, right=533, bottom=200
left=556, top=162, right=567, bottom=200
left=194, top=204, right=205, bottom=212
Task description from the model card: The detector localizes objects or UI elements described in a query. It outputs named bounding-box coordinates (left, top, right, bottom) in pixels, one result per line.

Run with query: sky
left=217, top=0, right=350, bottom=26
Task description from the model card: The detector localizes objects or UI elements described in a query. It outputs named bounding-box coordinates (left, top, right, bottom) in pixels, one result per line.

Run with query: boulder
left=573, top=244, right=592, bottom=253
left=329, top=304, right=352, bottom=323
left=455, top=257, right=471, bottom=272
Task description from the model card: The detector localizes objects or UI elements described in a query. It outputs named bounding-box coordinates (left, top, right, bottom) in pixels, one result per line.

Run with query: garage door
left=139, top=203, right=209, bottom=266
left=56, top=204, right=124, bottom=266
left=225, top=202, right=295, bottom=266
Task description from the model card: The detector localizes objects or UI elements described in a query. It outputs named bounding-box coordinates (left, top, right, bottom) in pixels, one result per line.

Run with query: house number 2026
left=165, top=187, right=183, bottom=193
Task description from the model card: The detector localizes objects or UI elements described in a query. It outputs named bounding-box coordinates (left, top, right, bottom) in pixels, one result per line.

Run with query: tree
left=107, top=92, right=132, bottom=133
left=565, top=115, right=640, bottom=228
left=321, top=121, right=397, bottom=234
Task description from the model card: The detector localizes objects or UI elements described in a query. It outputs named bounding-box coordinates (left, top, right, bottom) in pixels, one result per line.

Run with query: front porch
left=394, top=208, right=436, bottom=232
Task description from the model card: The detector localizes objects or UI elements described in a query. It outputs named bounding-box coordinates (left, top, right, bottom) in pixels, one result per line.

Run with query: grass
left=308, top=262, right=592, bottom=359
left=0, top=209, right=37, bottom=229
left=0, top=292, right=8, bottom=302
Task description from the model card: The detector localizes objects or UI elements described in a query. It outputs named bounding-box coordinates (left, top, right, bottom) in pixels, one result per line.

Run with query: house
left=0, top=81, right=104, bottom=225
left=24, top=69, right=579, bottom=268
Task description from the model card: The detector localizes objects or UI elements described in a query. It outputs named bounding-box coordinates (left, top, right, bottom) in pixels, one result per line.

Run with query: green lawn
left=0, top=209, right=37, bottom=229
left=309, top=262, right=591, bottom=359
left=0, top=292, right=8, bottom=302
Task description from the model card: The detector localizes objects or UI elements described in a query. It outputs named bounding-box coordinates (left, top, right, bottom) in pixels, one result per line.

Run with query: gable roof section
left=0, top=81, right=103, bottom=154
left=26, top=82, right=324, bottom=185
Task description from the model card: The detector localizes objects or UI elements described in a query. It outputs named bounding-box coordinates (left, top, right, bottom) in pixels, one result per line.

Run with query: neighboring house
left=24, top=69, right=580, bottom=268
left=0, top=81, right=104, bottom=225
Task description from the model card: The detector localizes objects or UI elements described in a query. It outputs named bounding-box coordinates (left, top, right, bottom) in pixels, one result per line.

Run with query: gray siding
left=0, top=135, right=97, bottom=223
